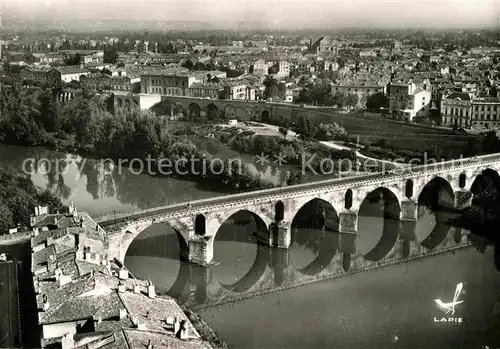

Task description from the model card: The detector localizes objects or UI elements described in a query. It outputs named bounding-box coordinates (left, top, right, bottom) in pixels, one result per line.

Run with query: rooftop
left=444, top=92, right=471, bottom=101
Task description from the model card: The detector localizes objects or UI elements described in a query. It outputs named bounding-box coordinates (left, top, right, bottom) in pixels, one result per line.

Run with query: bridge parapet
left=102, top=155, right=500, bottom=266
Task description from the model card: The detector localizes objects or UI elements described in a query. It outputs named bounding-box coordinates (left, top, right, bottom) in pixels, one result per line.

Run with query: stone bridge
left=102, top=153, right=500, bottom=267
left=112, top=92, right=308, bottom=122
left=134, top=224, right=468, bottom=309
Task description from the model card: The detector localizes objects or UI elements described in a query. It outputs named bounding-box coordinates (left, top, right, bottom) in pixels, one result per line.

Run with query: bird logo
left=434, top=283, right=464, bottom=316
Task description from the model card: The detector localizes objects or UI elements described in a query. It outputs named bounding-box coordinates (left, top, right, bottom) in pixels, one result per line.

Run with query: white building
left=389, top=80, right=432, bottom=121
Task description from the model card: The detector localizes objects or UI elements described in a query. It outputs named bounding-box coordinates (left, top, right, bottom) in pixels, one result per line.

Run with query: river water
left=1, top=144, right=500, bottom=348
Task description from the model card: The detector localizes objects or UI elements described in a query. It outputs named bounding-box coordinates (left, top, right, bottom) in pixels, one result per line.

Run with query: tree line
left=0, top=168, right=66, bottom=234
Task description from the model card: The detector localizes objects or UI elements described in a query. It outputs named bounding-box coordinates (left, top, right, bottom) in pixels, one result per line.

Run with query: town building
left=20, top=66, right=61, bottom=86
left=252, top=59, right=269, bottom=74
left=276, top=61, right=290, bottom=77
left=440, top=92, right=472, bottom=128
left=471, top=97, right=500, bottom=129
left=34, top=53, right=65, bottom=64
left=313, top=36, right=338, bottom=55
left=359, top=50, right=377, bottom=58
left=332, top=80, right=388, bottom=108
left=80, top=74, right=137, bottom=92
left=140, top=67, right=193, bottom=95
left=55, top=65, right=91, bottom=83
left=140, top=68, right=227, bottom=96
left=186, top=82, right=224, bottom=99
left=29, top=203, right=213, bottom=349
left=388, top=80, right=432, bottom=121
left=223, top=83, right=256, bottom=100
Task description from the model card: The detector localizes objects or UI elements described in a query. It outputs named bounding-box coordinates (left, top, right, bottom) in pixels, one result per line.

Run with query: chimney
left=134, top=285, right=141, bottom=294
left=79, top=217, right=84, bottom=228
left=55, top=267, right=62, bottom=281
left=61, top=332, right=75, bottom=349
left=76, top=246, right=84, bottom=260
left=59, top=273, right=72, bottom=287
left=147, top=339, right=153, bottom=349
left=178, top=320, right=189, bottom=340
left=94, top=315, right=102, bottom=324
left=119, top=308, right=127, bottom=319
left=119, top=269, right=128, bottom=280
left=118, top=283, right=126, bottom=293
left=43, top=300, right=50, bottom=311
left=173, top=317, right=180, bottom=334
left=147, top=283, right=155, bottom=299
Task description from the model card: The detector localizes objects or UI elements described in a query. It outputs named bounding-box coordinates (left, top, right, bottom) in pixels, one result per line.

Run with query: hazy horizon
left=1, top=0, right=499, bottom=29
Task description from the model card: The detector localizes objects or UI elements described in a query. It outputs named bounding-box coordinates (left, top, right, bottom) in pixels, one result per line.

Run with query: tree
left=366, top=92, right=389, bottom=111
left=489, top=85, right=498, bottom=98
left=295, top=113, right=318, bottom=140
left=346, top=94, right=359, bottom=109
left=331, top=91, right=346, bottom=109
left=316, top=123, right=347, bottom=141
left=63, top=53, right=82, bottom=66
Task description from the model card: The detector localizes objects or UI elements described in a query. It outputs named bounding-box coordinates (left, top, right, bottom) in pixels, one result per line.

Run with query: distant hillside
left=4, top=18, right=221, bottom=32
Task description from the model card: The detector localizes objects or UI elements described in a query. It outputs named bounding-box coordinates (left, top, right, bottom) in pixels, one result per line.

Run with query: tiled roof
left=445, top=92, right=471, bottom=101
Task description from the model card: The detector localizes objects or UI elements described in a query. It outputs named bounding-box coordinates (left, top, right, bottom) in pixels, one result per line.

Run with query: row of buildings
left=29, top=204, right=213, bottom=349
left=441, top=93, right=500, bottom=129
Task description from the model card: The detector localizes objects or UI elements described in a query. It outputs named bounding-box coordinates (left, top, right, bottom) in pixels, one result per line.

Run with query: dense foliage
left=0, top=168, right=66, bottom=234
left=0, top=84, right=285, bottom=190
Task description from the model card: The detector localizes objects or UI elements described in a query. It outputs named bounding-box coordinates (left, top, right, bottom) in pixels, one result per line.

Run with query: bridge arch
left=209, top=208, right=272, bottom=246
left=405, top=179, right=414, bottom=199
left=275, top=201, right=284, bottom=222
left=344, top=189, right=353, bottom=210
left=471, top=168, right=500, bottom=198
left=261, top=110, right=271, bottom=123
left=218, top=245, right=272, bottom=294
left=357, top=187, right=400, bottom=260
left=119, top=222, right=189, bottom=265
left=206, top=103, right=219, bottom=120
left=459, top=172, right=467, bottom=189
left=224, top=104, right=236, bottom=119
left=195, top=214, right=206, bottom=236
left=188, top=102, right=201, bottom=119
left=244, top=106, right=255, bottom=120
left=291, top=198, right=340, bottom=276
left=417, top=176, right=455, bottom=211
left=359, top=187, right=401, bottom=220
left=291, top=198, right=339, bottom=232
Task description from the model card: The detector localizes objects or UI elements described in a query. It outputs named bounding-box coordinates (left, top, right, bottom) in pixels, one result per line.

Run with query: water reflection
left=125, top=199, right=468, bottom=310
left=0, top=145, right=227, bottom=217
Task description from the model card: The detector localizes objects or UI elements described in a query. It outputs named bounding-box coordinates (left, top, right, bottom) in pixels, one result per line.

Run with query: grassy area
left=0, top=262, right=21, bottom=348
left=311, top=110, right=475, bottom=158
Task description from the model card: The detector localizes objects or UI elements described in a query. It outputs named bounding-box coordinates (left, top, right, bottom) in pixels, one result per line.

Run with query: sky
left=1, top=0, right=499, bottom=29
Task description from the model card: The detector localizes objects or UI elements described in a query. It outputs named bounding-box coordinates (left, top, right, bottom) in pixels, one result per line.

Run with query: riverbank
left=0, top=232, right=31, bottom=246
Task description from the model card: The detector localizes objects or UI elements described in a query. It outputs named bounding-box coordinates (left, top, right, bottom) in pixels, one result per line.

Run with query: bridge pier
left=270, top=248, right=291, bottom=287
left=186, top=264, right=212, bottom=305
left=455, top=190, right=472, bottom=209
left=188, top=237, right=214, bottom=266
left=269, top=222, right=291, bottom=249
left=398, top=220, right=417, bottom=258
left=401, top=200, right=418, bottom=221
left=339, top=211, right=357, bottom=233
left=338, top=211, right=357, bottom=255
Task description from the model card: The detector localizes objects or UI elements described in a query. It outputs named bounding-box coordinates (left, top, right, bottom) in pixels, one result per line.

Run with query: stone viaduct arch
left=105, top=159, right=500, bottom=268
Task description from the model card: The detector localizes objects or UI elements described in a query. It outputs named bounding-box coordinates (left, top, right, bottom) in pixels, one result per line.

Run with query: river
left=1, top=144, right=500, bottom=348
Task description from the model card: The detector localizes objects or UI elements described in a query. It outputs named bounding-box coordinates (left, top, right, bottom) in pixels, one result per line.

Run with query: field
left=0, top=262, right=21, bottom=348
left=312, top=110, right=475, bottom=158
